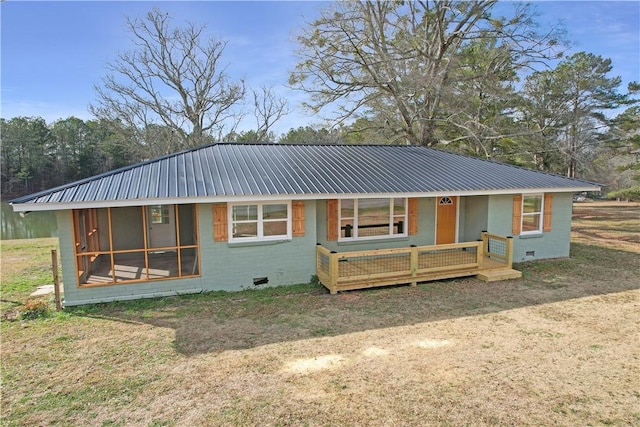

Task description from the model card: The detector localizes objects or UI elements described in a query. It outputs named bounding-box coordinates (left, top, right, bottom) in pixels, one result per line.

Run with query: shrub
left=19, top=299, right=50, bottom=321
left=607, top=186, right=640, bottom=201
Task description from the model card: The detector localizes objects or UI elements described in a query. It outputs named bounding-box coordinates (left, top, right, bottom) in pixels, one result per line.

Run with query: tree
left=278, top=126, right=343, bottom=144
left=519, top=52, right=629, bottom=177
left=250, top=86, right=289, bottom=142
left=0, top=117, right=53, bottom=197
left=90, top=8, right=245, bottom=151
left=291, top=0, right=564, bottom=147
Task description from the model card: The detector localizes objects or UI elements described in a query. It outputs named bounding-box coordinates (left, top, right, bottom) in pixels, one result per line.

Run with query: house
left=10, top=143, right=600, bottom=306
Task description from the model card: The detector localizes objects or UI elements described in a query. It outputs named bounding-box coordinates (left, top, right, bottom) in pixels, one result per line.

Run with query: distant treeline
left=0, top=116, right=343, bottom=200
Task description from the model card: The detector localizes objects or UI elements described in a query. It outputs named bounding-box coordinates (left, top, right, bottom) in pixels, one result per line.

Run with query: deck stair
left=476, top=268, right=522, bottom=282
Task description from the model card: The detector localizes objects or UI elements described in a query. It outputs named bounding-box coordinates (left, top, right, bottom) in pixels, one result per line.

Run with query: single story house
left=10, top=143, right=600, bottom=306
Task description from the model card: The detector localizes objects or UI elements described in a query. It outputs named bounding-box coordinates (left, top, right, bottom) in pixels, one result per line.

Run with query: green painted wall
left=200, top=200, right=318, bottom=292
left=486, top=193, right=573, bottom=261
left=57, top=194, right=575, bottom=305
left=461, top=196, right=489, bottom=242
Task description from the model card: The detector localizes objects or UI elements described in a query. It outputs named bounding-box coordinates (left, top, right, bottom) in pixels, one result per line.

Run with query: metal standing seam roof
left=10, top=143, right=601, bottom=210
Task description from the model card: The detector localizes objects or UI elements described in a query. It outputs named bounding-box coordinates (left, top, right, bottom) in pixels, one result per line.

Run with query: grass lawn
left=1, top=202, right=639, bottom=426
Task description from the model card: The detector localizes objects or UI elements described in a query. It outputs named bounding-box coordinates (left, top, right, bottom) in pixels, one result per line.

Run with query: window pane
left=358, top=198, right=390, bottom=229
left=263, top=204, right=288, bottom=220
left=522, top=214, right=541, bottom=232
left=359, top=224, right=389, bottom=237
left=341, top=219, right=354, bottom=238
left=264, top=221, right=287, bottom=237
left=233, top=205, right=257, bottom=221
left=341, top=199, right=354, bottom=218
left=393, top=198, right=406, bottom=215
left=523, top=196, right=542, bottom=213
left=233, top=222, right=258, bottom=238
left=150, top=205, right=170, bottom=224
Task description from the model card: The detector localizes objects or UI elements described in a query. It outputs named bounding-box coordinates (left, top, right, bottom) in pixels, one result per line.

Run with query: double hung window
left=230, top=202, right=290, bottom=242
left=339, top=198, right=407, bottom=240
left=522, top=194, right=544, bottom=234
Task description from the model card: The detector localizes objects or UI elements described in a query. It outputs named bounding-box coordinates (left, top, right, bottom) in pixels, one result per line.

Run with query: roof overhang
left=10, top=185, right=601, bottom=212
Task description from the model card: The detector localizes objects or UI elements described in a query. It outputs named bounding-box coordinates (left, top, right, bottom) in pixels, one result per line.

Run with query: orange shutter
left=292, top=201, right=305, bottom=237
left=327, top=199, right=339, bottom=241
left=512, top=195, right=522, bottom=236
left=408, top=198, right=418, bottom=235
left=543, top=193, right=553, bottom=232
left=213, top=203, right=228, bottom=242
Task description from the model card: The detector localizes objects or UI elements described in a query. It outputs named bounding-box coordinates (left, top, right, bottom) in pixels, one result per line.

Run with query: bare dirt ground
left=1, top=202, right=639, bottom=426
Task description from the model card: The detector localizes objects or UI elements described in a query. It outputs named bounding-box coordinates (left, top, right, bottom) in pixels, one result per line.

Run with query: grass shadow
left=69, top=241, right=640, bottom=356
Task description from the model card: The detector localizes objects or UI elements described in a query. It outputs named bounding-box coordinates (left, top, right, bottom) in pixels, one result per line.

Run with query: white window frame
left=521, top=194, right=544, bottom=235
left=338, top=198, right=408, bottom=241
left=228, top=201, right=292, bottom=243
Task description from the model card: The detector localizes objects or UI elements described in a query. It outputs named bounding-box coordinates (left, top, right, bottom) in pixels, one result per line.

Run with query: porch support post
left=481, top=231, right=489, bottom=256
left=506, top=236, right=514, bottom=268
left=477, top=240, right=484, bottom=270
left=410, top=245, right=418, bottom=286
left=329, top=251, right=339, bottom=294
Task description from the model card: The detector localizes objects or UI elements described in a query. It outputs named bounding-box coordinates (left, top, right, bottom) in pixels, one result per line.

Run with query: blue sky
left=1, top=1, right=639, bottom=136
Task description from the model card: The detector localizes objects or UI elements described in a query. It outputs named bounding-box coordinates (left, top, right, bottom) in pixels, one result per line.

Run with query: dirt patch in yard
left=1, top=203, right=639, bottom=426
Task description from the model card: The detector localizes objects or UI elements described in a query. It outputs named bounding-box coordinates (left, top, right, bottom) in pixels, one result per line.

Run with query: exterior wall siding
left=200, top=200, right=318, bottom=291
left=57, top=194, right=574, bottom=305
left=461, top=196, right=489, bottom=242
left=59, top=201, right=318, bottom=306
left=487, top=193, right=573, bottom=262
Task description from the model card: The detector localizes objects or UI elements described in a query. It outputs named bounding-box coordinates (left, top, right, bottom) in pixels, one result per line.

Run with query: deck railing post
left=329, top=251, right=339, bottom=294
left=476, top=240, right=484, bottom=269
left=410, top=245, right=418, bottom=286
left=481, top=231, right=489, bottom=256
left=506, top=236, right=514, bottom=268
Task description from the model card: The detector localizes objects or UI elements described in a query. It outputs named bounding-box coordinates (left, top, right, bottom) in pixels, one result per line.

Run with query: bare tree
left=291, top=1, right=565, bottom=147
left=251, top=85, right=290, bottom=142
left=90, top=8, right=245, bottom=153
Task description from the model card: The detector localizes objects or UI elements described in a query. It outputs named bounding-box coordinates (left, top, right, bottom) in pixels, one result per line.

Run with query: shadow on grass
left=69, top=242, right=639, bottom=356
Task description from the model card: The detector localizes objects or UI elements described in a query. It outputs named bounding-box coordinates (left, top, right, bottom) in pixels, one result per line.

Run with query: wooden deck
left=316, top=233, right=521, bottom=294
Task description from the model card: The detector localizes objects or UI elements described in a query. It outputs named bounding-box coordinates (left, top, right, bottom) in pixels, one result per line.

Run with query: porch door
left=436, top=196, right=457, bottom=244
left=147, top=205, right=177, bottom=249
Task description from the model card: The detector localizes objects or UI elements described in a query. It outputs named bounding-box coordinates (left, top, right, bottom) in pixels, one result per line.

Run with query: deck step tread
left=476, top=268, right=522, bottom=282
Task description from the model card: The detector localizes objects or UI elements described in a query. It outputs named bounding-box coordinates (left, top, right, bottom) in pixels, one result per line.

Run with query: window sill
left=228, top=238, right=292, bottom=248
left=337, top=236, right=409, bottom=246
left=519, top=233, right=544, bottom=239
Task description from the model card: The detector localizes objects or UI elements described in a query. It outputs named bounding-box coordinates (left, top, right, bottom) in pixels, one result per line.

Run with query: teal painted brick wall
left=59, top=207, right=204, bottom=306
left=487, top=193, right=574, bottom=262
left=461, top=196, right=489, bottom=242
left=56, top=194, right=575, bottom=305
left=199, top=200, right=318, bottom=291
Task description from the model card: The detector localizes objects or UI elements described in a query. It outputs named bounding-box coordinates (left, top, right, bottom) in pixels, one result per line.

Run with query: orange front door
left=436, top=196, right=457, bottom=244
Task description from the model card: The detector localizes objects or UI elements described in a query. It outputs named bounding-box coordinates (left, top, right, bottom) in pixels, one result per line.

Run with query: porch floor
left=318, top=242, right=522, bottom=294
left=84, top=252, right=197, bottom=284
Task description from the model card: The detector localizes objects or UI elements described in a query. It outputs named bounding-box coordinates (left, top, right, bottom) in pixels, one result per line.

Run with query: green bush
left=607, top=186, right=640, bottom=201
left=19, top=299, right=50, bottom=321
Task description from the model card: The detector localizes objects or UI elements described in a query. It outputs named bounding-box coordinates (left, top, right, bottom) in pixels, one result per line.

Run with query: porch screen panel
left=178, top=204, right=197, bottom=245
left=110, top=207, right=144, bottom=251
left=73, top=204, right=200, bottom=287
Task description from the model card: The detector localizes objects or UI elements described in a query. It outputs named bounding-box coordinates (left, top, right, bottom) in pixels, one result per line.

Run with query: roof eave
left=9, top=185, right=601, bottom=212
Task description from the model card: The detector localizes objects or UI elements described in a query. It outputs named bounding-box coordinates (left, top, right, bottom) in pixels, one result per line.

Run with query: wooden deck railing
left=481, top=232, right=514, bottom=268
left=316, top=232, right=515, bottom=294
